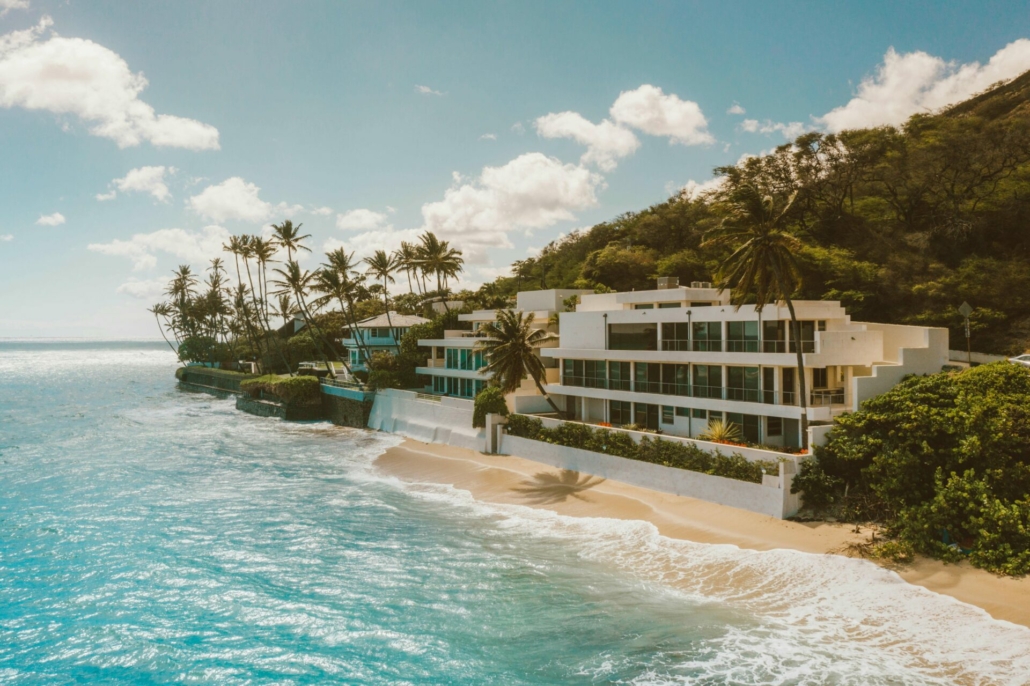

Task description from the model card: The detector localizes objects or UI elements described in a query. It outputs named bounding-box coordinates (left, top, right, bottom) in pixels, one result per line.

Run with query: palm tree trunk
left=259, top=260, right=293, bottom=376
left=382, top=277, right=401, bottom=354
left=295, top=291, right=335, bottom=377
left=531, top=374, right=564, bottom=419
left=154, top=313, right=179, bottom=358
left=785, top=297, right=810, bottom=451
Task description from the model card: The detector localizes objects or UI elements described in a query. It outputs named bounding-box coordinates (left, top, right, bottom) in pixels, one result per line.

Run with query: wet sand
left=375, top=438, right=1030, bottom=629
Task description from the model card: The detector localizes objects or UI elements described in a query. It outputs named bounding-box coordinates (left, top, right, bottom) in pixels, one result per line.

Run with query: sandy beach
left=376, top=438, right=1030, bottom=629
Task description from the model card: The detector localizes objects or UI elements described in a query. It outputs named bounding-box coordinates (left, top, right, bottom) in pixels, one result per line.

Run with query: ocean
left=1, top=341, right=1028, bottom=685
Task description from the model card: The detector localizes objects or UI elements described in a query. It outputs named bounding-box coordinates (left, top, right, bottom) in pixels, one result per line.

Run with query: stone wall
left=177, top=367, right=255, bottom=394
left=235, top=395, right=324, bottom=421
left=322, top=392, right=374, bottom=428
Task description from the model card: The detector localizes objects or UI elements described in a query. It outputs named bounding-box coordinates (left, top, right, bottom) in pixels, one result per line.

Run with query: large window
left=661, top=363, right=690, bottom=396
left=726, top=366, right=760, bottom=402
left=434, top=375, right=485, bottom=398
left=608, top=361, right=631, bottom=391
left=634, top=403, right=660, bottom=430
left=634, top=362, right=662, bottom=394
left=692, top=365, right=723, bottom=399
left=562, top=359, right=606, bottom=388
left=660, top=322, right=690, bottom=351
left=782, top=368, right=796, bottom=405
left=608, top=323, right=658, bottom=351
left=762, top=367, right=776, bottom=404
left=763, top=320, right=786, bottom=353
left=726, top=412, right=761, bottom=444
left=692, top=321, right=722, bottom=351
left=662, top=405, right=675, bottom=424
left=446, top=348, right=485, bottom=371
left=789, top=321, right=816, bottom=353
left=726, top=321, right=759, bottom=352
left=610, top=400, right=633, bottom=425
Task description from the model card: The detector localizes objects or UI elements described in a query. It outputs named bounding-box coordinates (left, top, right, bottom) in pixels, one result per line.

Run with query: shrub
left=472, top=386, right=509, bottom=428
left=240, top=374, right=322, bottom=407
left=792, top=362, right=1030, bottom=575
left=503, top=414, right=770, bottom=484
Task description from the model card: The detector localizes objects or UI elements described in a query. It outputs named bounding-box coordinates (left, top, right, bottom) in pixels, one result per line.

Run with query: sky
left=2, top=1, right=1030, bottom=338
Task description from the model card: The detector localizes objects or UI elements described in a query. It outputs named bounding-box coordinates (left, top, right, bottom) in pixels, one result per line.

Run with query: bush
left=503, top=414, right=772, bottom=484
left=472, top=386, right=509, bottom=428
left=792, top=362, right=1030, bottom=575
left=240, top=374, right=322, bottom=407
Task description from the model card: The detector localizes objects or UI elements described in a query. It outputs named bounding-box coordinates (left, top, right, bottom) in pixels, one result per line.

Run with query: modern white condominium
left=538, top=280, right=949, bottom=449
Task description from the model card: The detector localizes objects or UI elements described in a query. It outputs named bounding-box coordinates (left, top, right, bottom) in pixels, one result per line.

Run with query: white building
left=342, top=311, right=429, bottom=371
left=416, top=289, right=589, bottom=404
left=539, top=281, right=949, bottom=449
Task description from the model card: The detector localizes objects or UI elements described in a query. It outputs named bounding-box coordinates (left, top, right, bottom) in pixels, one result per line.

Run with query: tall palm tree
left=702, top=184, right=810, bottom=450
left=271, top=220, right=311, bottom=262
left=272, top=259, right=335, bottom=376
left=364, top=250, right=401, bottom=353
left=418, top=231, right=464, bottom=311
left=394, top=241, right=421, bottom=296
left=313, top=265, right=376, bottom=371
left=251, top=237, right=292, bottom=374
left=149, top=302, right=179, bottom=358
left=476, top=309, right=563, bottom=417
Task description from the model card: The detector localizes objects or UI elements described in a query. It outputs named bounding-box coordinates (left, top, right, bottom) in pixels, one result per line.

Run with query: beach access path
left=376, top=438, right=1030, bottom=629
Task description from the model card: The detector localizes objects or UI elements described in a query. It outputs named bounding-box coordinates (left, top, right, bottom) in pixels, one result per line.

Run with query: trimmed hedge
left=472, top=386, right=509, bottom=428
left=240, top=375, right=322, bottom=407
left=505, top=414, right=775, bottom=484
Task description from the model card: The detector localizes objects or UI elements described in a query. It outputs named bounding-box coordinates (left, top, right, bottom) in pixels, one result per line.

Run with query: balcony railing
left=557, top=376, right=845, bottom=408
left=811, top=389, right=845, bottom=406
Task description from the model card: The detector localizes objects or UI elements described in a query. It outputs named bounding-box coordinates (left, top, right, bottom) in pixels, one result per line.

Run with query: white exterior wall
left=853, top=327, right=949, bottom=408
left=368, top=388, right=485, bottom=452
left=498, top=434, right=798, bottom=519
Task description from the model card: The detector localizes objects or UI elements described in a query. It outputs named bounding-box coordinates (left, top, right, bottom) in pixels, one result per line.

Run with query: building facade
left=539, top=283, right=949, bottom=449
left=342, top=312, right=429, bottom=371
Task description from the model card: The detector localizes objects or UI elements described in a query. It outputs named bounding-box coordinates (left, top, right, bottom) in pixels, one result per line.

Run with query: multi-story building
left=539, top=280, right=949, bottom=449
left=416, top=289, right=589, bottom=403
left=342, top=312, right=429, bottom=371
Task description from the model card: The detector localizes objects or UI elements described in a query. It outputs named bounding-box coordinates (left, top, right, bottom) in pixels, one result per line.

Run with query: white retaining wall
left=498, top=434, right=799, bottom=519
left=368, top=388, right=485, bottom=452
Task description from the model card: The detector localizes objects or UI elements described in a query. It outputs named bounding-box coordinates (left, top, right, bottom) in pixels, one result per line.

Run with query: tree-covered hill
left=472, top=73, right=1030, bottom=355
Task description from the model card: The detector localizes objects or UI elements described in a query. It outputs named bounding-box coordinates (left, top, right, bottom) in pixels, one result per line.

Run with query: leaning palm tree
left=364, top=250, right=401, bottom=353
left=476, top=309, right=563, bottom=417
left=702, top=184, right=810, bottom=449
left=149, top=302, right=179, bottom=358
left=394, top=241, right=421, bottom=296
left=418, top=231, right=464, bottom=311
left=272, top=259, right=336, bottom=376
left=271, top=220, right=311, bottom=262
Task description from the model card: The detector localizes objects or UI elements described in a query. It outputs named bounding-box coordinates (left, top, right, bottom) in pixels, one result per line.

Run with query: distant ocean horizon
left=2, top=341, right=1029, bottom=685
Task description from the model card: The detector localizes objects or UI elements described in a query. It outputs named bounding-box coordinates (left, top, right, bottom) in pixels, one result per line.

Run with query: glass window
left=661, top=363, right=690, bottom=396
left=692, top=408, right=706, bottom=419
left=692, top=321, right=722, bottom=351
left=726, top=366, right=760, bottom=402
left=610, top=400, right=633, bottom=425
left=763, top=320, right=786, bottom=353
left=608, top=361, right=631, bottom=391
left=727, top=321, right=759, bottom=352
left=658, top=302, right=680, bottom=309
left=813, top=368, right=828, bottom=389
left=762, top=367, right=776, bottom=404
left=635, top=363, right=661, bottom=394
left=782, top=368, right=796, bottom=405
left=608, top=323, right=658, bottom=350
left=634, top=403, right=660, bottom=430
left=789, top=321, right=816, bottom=353
left=660, top=322, right=691, bottom=351
left=692, top=365, right=722, bottom=399
left=633, top=303, right=654, bottom=309
left=767, top=416, right=783, bottom=437
left=675, top=407, right=690, bottom=417
left=662, top=405, right=674, bottom=424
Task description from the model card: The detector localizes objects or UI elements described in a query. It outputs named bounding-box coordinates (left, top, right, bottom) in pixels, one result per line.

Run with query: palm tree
left=272, top=293, right=295, bottom=328
left=476, top=309, right=563, bottom=417
left=702, top=184, right=810, bottom=450
left=251, top=237, right=292, bottom=374
left=394, top=241, right=421, bottom=296
left=149, top=302, right=179, bottom=358
left=418, top=231, right=464, bottom=311
left=271, top=220, right=311, bottom=262
left=272, top=259, right=335, bottom=376
left=364, top=249, right=401, bottom=353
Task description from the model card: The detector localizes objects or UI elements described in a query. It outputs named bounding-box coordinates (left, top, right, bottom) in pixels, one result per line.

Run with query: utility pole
left=959, top=301, right=974, bottom=367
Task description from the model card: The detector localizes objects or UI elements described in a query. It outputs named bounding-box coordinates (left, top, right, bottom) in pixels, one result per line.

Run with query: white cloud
left=534, top=111, right=640, bottom=171
left=740, top=118, right=806, bottom=140
left=336, top=208, right=390, bottom=231
left=0, top=233, right=12, bottom=241
left=188, top=177, right=272, bottom=223
left=88, top=224, right=230, bottom=271
left=479, top=133, right=497, bottom=140
left=36, top=211, right=65, bottom=226
left=819, top=40, right=1030, bottom=132
left=415, top=84, right=443, bottom=96
left=95, top=190, right=117, bottom=201
left=0, top=17, right=220, bottom=150
left=727, top=103, right=746, bottom=115
left=386, top=205, right=397, bottom=214
left=511, top=122, right=525, bottom=134
left=0, top=0, right=29, bottom=17
left=116, top=278, right=167, bottom=300
left=418, top=152, right=603, bottom=263
left=101, top=165, right=174, bottom=202
left=610, top=84, right=713, bottom=145
left=323, top=228, right=423, bottom=262
left=678, top=176, right=726, bottom=200
left=309, top=206, right=333, bottom=216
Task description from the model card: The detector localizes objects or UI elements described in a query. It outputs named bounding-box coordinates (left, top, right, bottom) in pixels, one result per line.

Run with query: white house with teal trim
left=416, top=289, right=590, bottom=403
left=538, top=280, right=949, bottom=449
left=342, top=311, right=429, bottom=371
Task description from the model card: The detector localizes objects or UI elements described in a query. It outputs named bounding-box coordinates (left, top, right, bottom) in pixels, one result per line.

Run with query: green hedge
left=240, top=375, right=322, bottom=407
left=505, top=414, right=775, bottom=484
left=472, top=386, right=509, bottom=428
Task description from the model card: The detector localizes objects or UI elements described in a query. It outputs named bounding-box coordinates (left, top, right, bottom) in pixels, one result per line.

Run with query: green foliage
left=504, top=415, right=774, bottom=484
left=240, top=374, right=322, bottom=407
left=579, top=244, right=658, bottom=292
left=697, top=419, right=742, bottom=444
left=472, top=386, right=509, bottom=428
left=793, top=363, right=1030, bottom=574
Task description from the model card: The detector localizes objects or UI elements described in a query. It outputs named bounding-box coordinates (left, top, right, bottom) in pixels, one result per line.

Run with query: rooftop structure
left=342, top=311, right=429, bottom=371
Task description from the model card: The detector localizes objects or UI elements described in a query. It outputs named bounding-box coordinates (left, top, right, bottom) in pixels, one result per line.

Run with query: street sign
left=959, top=301, right=973, bottom=317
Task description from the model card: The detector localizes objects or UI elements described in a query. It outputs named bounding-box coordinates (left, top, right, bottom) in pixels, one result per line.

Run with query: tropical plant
left=418, top=231, right=464, bottom=310
left=697, top=419, right=743, bottom=444
left=271, top=220, right=311, bottom=262
left=703, top=184, right=810, bottom=449
left=364, top=249, right=401, bottom=353
left=476, top=309, right=562, bottom=417
left=472, top=385, right=509, bottom=428
left=273, top=260, right=336, bottom=376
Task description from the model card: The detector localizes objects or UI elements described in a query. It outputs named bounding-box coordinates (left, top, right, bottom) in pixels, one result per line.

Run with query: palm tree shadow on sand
left=513, top=469, right=606, bottom=505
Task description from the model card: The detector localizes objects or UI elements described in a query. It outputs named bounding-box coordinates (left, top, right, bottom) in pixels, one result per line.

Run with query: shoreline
left=375, top=438, right=1030, bottom=630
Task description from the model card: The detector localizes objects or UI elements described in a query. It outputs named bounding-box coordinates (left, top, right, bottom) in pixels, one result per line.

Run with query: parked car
left=1009, top=354, right=1030, bottom=368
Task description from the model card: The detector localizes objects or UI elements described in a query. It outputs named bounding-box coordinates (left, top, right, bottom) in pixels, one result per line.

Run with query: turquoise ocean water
left=2, top=341, right=1029, bottom=685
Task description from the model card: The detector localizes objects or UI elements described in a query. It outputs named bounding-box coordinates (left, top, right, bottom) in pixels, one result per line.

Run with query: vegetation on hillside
left=793, top=363, right=1030, bottom=575
left=474, top=77, right=1030, bottom=354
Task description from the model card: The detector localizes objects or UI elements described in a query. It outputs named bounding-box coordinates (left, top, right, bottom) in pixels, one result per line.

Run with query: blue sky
left=2, top=0, right=1030, bottom=338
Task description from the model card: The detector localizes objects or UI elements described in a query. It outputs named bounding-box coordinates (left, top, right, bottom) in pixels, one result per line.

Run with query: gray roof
left=355, top=312, right=430, bottom=328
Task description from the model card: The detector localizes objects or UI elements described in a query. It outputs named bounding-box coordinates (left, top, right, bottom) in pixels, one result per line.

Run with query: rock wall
left=322, top=393, right=374, bottom=428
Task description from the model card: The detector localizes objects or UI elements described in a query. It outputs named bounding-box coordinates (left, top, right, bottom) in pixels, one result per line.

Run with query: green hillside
left=471, top=74, right=1030, bottom=355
